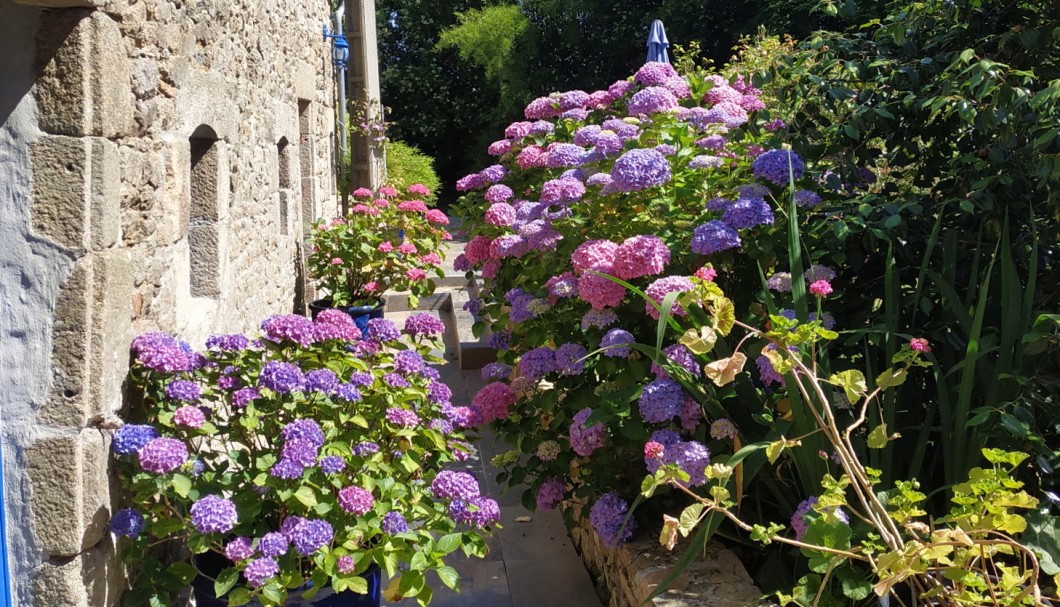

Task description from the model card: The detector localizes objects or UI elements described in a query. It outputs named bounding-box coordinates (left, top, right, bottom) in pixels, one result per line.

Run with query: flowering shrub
left=451, top=61, right=847, bottom=536
left=112, top=311, right=492, bottom=606
left=306, top=184, right=451, bottom=308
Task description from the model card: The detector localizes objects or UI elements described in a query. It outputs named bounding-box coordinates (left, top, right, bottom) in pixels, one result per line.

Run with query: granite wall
left=0, top=0, right=343, bottom=602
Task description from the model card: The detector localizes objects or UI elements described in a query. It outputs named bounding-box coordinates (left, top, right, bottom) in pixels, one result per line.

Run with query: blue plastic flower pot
left=192, top=555, right=381, bottom=607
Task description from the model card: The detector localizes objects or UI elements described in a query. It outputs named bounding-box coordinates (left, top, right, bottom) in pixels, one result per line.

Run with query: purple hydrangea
left=353, top=441, right=380, bottom=456
left=651, top=344, right=700, bottom=378
left=258, top=361, right=305, bottom=393
left=766, top=272, right=793, bottom=292
left=520, top=346, right=557, bottom=380
left=112, top=424, right=159, bottom=455
left=394, top=350, right=426, bottom=375
left=430, top=470, right=481, bottom=500
left=487, top=331, right=511, bottom=351
left=638, top=378, right=685, bottom=423
left=722, top=197, right=774, bottom=229
left=317, top=455, right=345, bottom=474
left=110, top=508, right=145, bottom=538
left=404, top=312, right=446, bottom=338
left=536, top=477, right=566, bottom=511
left=261, top=314, right=316, bottom=347
left=138, top=437, right=188, bottom=473
left=291, top=519, right=333, bottom=555
left=610, top=149, right=671, bottom=192
left=338, top=486, right=375, bottom=515
left=570, top=407, right=606, bottom=456
left=540, top=177, right=586, bottom=205
left=581, top=309, right=618, bottom=331
left=428, top=380, right=453, bottom=405
left=753, top=149, right=805, bottom=185
left=634, top=62, right=679, bottom=86
left=592, top=132, right=624, bottom=156
left=232, top=387, right=259, bottom=408
left=666, top=440, right=711, bottom=486
left=627, top=86, right=679, bottom=115
left=385, top=407, right=420, bottom=427
left=590, top=492, right=636, bottom=548
left=130, top=332, right=194, bottom=373
left=189, top=495, right=238, bottom=534
left=365, top=318, right=401, bottom=343
left=281, top=439, right=319, bottom=467
left=281, top=419, right=325, bottom=447
left=795, top=189, right=822, bottom=208
left=600, top=329, right=635, bottom=357
left=689, top=155, right=724, bottom=169
left=348, top=372, right=373, bottom=387
left=224, top=536, right=254, bottom=562
left=756, top=353, right=784, bottom=385
left=791, top=496, right=850, bottom=540
left=382, top=511, right=409, bottom=534
left=430, top=418, right=454, bottom=434
left=384, top=372, right=411, bottom=388
left=304, top=369, right=340, bottom=394
left=601, top=118, right=640, bottom=139
left=545, top=144, right=587, bottom=168
left=691, top=220, right=742, bottom=256
left=172, top=405, right=206, bottom=429
left=480, top=363, right=512, bottom=381
left=480, top=164, right=507, bottom=183
left=205, top=333, right=249, bottom=351
left=336, top=384, right=363, bottom=402
left=449, top=496, right=501, bottom=527
left=555, top=343, right=588, bottom=375
left=258, top=532, right=289, bottom=557
left=243, top=557, right=279, bottom=588
left=270, top=459, right=303, bottom=479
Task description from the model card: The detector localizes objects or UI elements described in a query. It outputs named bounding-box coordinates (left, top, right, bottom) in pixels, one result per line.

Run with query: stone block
left=27, top=430, right=113, bottom=558
left=88, top=249, right=133, bottom=417
left=42, top=260, right=91, bottom=427
left=16, top=0, right=105, bottom=7
left=294, top=60, right=315, bottom=100
left=171, top=62, right=238, bottom=142
left=27, top=435, right=82, bottom=556
left=188, top=223, right=220, bottom=298
left=88, top=137, right=121, bottom=250
left=33, top=534, right=121, bottom=607
left=34, top=10, right=133, bottom=137
left=31, top=135, right=90, bottom=251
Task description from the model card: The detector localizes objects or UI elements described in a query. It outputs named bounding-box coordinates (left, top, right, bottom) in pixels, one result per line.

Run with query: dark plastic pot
left=191, top=551, right=382, bottom=607
left=308, top=298, right=385, bottom=332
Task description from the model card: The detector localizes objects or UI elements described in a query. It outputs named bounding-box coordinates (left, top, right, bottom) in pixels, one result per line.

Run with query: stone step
left=450, top=278, right=496, bottom=371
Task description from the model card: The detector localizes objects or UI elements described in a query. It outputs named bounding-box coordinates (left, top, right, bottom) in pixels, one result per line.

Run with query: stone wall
left=0, top=0, right=346, bottom=602
left=567, top=501, right=765, bottom=607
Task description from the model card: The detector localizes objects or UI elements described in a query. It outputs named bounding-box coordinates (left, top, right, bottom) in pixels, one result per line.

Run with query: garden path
left=384, top=238, right=604, bottom=607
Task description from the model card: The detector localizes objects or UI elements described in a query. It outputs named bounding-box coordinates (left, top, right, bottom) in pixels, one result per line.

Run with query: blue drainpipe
left=0, top=438, right=11, bottom=606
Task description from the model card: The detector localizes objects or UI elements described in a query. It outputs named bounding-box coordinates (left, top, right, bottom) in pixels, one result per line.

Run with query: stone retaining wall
left=567, top=501, right=765, bottom=607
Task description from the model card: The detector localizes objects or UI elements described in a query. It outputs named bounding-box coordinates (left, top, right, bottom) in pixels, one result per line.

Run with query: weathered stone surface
left=32, top=533, right=121, bottom=607
left=88, top=137, right=121, bottom=250
left=15, top=0, right=106, bottom=7
left=80, top=428, right=113, bottom=553
left=41, top=260, right=91, bottom=427
left=34, top=10, right=133, bottom=137
left=188, top=223, right=220, bottom=298
left=88, top=249, right=133, bottom=417
left=27, top=435, right=81, bottom=556
left=30, top=135, right=90, bottom=251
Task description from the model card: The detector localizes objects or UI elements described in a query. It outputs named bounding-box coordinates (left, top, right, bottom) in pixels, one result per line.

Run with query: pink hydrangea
left=705, top=77, right=743, bottom=105
left=517, top=145, right=547, bottom=170
left=373, top=198, right=390, bottom=209
left=569, top=408, right=606, bottom=456
left=487, top=140, right=512, bottom=155
left=397, top=200, right=428, bottom=213
left=694, top=265, right=718, bottom=281
left=377, top=242, right=394, bottom=253
left=809, top=280, right=833, bottom=297
left=471, top=382, right=517, bottom=424
left=485, top=203, right=517, bottom=226
left=634, top=62, right=678, bottom=86
left=406, top=183, right=430, bottom=196
left=464, top=236, right=493, bottom=264
left=910, top=338, right=931, bottom=353
left=505, top=121, right=533, bottom=139
left=420, top=253, right=442, bottom=265
left=397, top=242, right=417, bottom=255
left=406, top=268, right=427, bottom=281
left=329, top=258, right=342, bottom=266
left=481, top=259, right=501, bottom=279
left=577, top=273, right=626, bottom=309
left=173, top=405, right=205, bottom=429
left=645, top=276, right=694, bottom=319
left=571, top=239, right=618, bottom=274
left=378, top=186, right=398, bottom=197
left=524, top=95, right=560, bottom=119
left=663, top=77, right=691, bottom=98
left=351, top=204, right=378, bottom=215
left=364, top=281, right=380, bottom=293
left=612, top=235, right=670, bottom=280
left=352, top=187, right=373, bottom=198
left=425, top=209, right=449, bottom=225
left=485, top=184, right=514, bottom=204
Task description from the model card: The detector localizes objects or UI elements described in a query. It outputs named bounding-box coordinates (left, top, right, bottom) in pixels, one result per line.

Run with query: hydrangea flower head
left=259, top=532, right=289, bottom=558
left=570, top=407, right=606, bottom=456
left=471, top=382, right=516, bottom=423
left=610, top=149, right=671, bottom=192
left=338, top=486, right=375, bottom=515
left=173, top=406, right=206, bottom=429
left=112, top=424, right=159, bottom=455
left=261, top=314, right=317, bottom=347
left=600, top=329, right=635, bottom=358
left=612, top=235, right=670, bottom=280
left=258, top=361, right=305, bottom=393
left=243, top=557, right=279, bottom=588
left=722, top=197, right=774, bottom=230
left=691, top=220, right=741, bottom=256
left=590, top=492, right=635, bottom=548
left=138, top=437, right=188, bottom=474
left=638, top=378, right=685, bottom=423
left=431, top=470, right=481, bottom=500
left=627, top=86, right=679, bottom=115
left=644, top=276, right=694, bottom=320
left=224, top=536, right=254, bottom=562
left=110, top=508, right=145, bottom=538
left=485, top=202, right=517, bottom=226
left=189, top=494, right=238, bottom=534
left=752, top=149, right=805, bottom=185
left=382, top=511, right=409, bottom=534
left=291, top=519, right=334, bottom=556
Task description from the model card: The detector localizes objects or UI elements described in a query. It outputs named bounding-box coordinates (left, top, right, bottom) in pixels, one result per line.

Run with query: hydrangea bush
left=306, top=184, right=451, bottom=308
left=113, top=310, right=493, bottom=606
left=451, top=61, right=848, bottom=540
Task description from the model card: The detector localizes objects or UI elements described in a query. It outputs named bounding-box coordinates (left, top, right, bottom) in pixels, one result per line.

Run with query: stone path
left=382, top=235, right=604, bottom=607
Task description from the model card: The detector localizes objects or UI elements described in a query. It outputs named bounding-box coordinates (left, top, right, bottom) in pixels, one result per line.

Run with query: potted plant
left=306, top=184, right=451, bottom=328
left=111, top=309, right=496, bottom=606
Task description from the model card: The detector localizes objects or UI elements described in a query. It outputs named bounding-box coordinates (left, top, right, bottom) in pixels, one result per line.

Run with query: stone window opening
left=277, top=137, right=291, bottom=236
left=297, top=100, right=315, bottom=229
left=188, top=125, right=221, bottom=299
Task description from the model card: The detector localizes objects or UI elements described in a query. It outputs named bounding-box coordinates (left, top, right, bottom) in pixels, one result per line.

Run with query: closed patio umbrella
left=645, top=19, right=670, bottom=64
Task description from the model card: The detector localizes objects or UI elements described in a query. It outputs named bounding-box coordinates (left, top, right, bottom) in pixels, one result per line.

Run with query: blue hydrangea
left=545, top=144, right=588, bottom=168
left=600, top=329, right=634, bottom=357
left=303, top=369, right=339, bottom=394
left=382, top=511, right=409, bottom=534
left=353, top=442, right=380, bottom=456
left=430, top=470, right=480, bottom=500
left=365, top=318, right=400, bottom=342
left=520, top=347, right=557, bottom=380
left=205, top=333, right=249, bottom=351
left=281, top=419, right=325, bottom=447
left=795, top=189, right=822, bottom=207
left=258, top=532, right=289, bottom=558
left=555, top=343, right=588, bottom=375
left=487, top=331, right=511, bottom=351
left=394, top=350, right=426, bottom=375
left=336, top=384, right=362, bottom=402
left=449, top=496, right=501, bottom=528
left=164, top=379, right=200, bottom=402
left=258, top=361, right=305, bottom=393
left=610, top=149, right=671, bottom=192
left=722, top=197, right=774, bottom=229
left=112, top=424, right=159, bottom=455
left=638, top=378, right=685, bottom=423
left=427, top=380, right=453, bottom=405
left=589, top=492, right=635, bottom=548
left=291, top=519, right=334, bottom=556
left=752, top=149, right=805, bottom=185
left=480, top=363, right=512, bottom=381
left=318, top=455, right=346, bottom=474
left=691, top=220, right=742, bottom=256
left=348, top=372, right=373, bottom=387
left=110, top=508, right=145, bottom=538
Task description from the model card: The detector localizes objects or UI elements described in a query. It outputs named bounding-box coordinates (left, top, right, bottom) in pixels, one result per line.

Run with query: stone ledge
left=567, top=501, right=765, bottom=607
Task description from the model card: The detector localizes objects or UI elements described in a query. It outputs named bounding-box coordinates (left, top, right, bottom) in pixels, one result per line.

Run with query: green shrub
left=384, top=141, right=441, bottom=204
